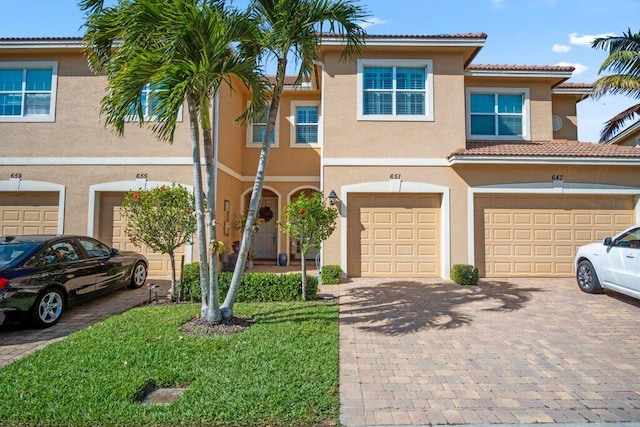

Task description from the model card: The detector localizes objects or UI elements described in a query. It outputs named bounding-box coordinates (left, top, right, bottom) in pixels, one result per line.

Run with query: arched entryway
left=241, top=188, right=280, bottom=260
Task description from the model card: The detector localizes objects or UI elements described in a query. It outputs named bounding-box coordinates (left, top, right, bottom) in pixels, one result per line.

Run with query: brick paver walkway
left=0, top=280, right=170, bottom=367
left=339, top=277, right=640, bottom=426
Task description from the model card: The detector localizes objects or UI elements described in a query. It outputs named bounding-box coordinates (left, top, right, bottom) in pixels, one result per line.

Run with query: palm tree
left=591, top=29, right=640, bottom=142
left=220, top=0, right=368, bottom=319
left=81, top=0, right=267, bottom=323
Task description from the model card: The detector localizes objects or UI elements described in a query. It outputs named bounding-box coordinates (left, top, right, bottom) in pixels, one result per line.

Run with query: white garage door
left=476, top=194, right=636, bottom=277
left=347, top=193, right=440, bottom=277
left=0, top=192, right=59, bottom=235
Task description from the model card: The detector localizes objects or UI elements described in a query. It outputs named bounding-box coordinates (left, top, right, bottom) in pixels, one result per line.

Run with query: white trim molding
left=0, top=179, right=65, bottom=233
left=335, top=181, right=451, bottom=279
left=466, top=182, right=640, bottom=266
left=324, top=158, right=449, bottom=167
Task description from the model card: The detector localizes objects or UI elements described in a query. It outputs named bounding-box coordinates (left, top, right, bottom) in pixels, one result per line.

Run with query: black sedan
left=0, top=235, right=148, bottom=328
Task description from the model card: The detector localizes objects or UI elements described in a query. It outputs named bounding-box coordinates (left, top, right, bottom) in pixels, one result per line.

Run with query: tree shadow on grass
left=341, top=280, right=542, bottom=335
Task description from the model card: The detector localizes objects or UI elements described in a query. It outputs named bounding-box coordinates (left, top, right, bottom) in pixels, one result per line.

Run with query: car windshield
left=0, top=242, right=40, bottom=270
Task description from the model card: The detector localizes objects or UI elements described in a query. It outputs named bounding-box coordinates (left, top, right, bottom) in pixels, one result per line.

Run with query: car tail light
left=0, top=277, right=9, bottom=290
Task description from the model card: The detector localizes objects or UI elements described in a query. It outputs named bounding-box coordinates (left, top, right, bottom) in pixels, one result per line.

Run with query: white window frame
left=246, top=101, right=279, bottom=148
left=125, top=83, right=183, bottom=122
left=0, top=61, right=58, bottom=123
left=289, top=100, right=321, bottom=148
left=357, top=59, right=434, bottom=122
left=466, top=87, right=531, bottom=141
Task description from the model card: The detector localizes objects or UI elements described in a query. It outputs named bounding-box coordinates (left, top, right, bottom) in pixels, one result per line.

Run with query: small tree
left=281, top=191, right=338, bottom=300
left=122, top=183, right=196, bottom=299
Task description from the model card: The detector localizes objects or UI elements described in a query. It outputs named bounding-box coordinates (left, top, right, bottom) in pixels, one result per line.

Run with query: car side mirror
left=603, top=237, right=612, bottom=246
left=110, top=248, right=119, bottom=257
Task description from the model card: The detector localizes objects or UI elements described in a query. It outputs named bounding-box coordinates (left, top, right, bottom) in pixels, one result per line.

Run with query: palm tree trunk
left=221, top=58, right=287, bottom=320
left=187, top=96, right=211, bottom=317
left=202, top=99, right=221, bottom=323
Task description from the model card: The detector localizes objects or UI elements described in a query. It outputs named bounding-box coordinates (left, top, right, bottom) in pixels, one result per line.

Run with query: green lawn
left=0, top=301, right=339, bottom=426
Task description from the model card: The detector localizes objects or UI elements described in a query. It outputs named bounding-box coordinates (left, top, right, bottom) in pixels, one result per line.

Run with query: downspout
left=313, top=60, right=328, bottom=271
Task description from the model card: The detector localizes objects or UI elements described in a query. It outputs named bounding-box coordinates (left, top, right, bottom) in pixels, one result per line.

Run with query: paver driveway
left=339, top=277, right=640, bottom=426
left=0, top=280, right=170, bottom=367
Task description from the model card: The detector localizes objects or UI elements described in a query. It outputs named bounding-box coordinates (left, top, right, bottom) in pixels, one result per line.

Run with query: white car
left=575, top=225, right=640, bottom=300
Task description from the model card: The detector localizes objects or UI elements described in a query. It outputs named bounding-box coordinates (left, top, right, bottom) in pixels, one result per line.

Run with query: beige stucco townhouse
left=1, top=34, right=639, bottom=279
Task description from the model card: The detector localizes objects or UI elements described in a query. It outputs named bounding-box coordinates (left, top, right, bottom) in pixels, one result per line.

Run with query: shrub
left=321, top=265, right=342, bottom=285
left=180, top=262, right=318, bottom=302
left=450, top=264, right=479, bottom=285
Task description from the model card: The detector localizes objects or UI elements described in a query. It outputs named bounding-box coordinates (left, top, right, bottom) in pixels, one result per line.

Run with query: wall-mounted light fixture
left=328, top=190, right=338, bottom=206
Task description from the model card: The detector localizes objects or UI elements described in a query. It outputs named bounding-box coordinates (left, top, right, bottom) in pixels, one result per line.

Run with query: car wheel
left=576, top=260, right=603, bottom=294
left=32, top=288, right=65, bottom=328
left=129, top=262, right=147, bottom=289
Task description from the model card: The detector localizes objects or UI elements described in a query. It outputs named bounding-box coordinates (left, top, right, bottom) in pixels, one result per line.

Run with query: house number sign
left=389, top=173, right=401, bottom=179
left=552, top=174, right=564, bottom=181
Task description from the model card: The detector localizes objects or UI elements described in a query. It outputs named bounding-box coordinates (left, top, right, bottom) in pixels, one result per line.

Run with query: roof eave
left=321, top=35, right=486, bottom=48
left=606, top=120, right=640, bottom=145
left=448, top=155, right=640, bottom=165
left=0, top=39, right=85, bottom=49
left=465, top=69, right=573, bottom=80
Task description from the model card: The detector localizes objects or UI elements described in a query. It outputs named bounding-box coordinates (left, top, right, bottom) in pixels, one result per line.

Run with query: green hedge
left=450, top=263, right=479, bottom=285
left=321, top=265, right=342, bottom=285
left=180, top=262, right=318, bottom=302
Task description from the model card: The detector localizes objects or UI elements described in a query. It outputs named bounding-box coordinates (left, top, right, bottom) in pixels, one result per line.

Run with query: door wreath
left=259, top=206, right=274, bottom=222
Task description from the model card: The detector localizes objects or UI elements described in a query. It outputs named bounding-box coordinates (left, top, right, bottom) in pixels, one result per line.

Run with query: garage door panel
left=477, top=194, right=635, bottom=277
left=513, top=213, right=532, bottom=224
left=396, top=229, right=414, bottom=240
left=418, top=244, right=436, bottom=256
left=373, top=211, right=392, bottom=224
left=110, top=203, right=186, bottom=277
left=396, top=244, right=414, bottom=256
left=0, top=193, right=59, bottom=236
left=373, top=244, right=392, bottom=256
left=348, top=193, right=440, bottom=277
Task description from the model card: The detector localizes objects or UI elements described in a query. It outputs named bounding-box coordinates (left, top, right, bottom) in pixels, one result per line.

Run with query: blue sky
left=1, top=0, right=638, bottom=142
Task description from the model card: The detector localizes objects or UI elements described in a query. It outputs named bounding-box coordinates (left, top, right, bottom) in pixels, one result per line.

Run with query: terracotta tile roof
left=0, top=37, right=82, bottom=41
left=467, top=64, right=575, bottom=72
left=449, top=141, right=640, bottom=160
left=556, top=82, right=594, bottom=90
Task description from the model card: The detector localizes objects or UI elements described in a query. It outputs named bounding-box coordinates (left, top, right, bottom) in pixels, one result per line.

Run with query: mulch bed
left=179, top=315, right=254, bottom=337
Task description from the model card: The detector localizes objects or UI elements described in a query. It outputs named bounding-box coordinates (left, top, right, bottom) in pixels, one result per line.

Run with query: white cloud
left=360, top=17, right=389, bottom=29
left=552, top=43, right=570, bottom=53
left=556, top=61, right=588, bottom=75
left=568, top=32, right=616, bottom=47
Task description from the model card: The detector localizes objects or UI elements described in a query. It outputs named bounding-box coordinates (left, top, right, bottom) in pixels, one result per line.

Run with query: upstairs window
left=290, top=100, right=320, bottom=147
left=0, top=62, right=57, bottom=122
left=357, top=59, right=433, bottom=121
left=467, top=88, right=530, bottom=140
left=127, top=82, right=182, bottom=121
left=247, top=104, right=278, bottom=147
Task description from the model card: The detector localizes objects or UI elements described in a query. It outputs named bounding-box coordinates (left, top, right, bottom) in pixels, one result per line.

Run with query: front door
left=252, top=197, right=277, bottom=259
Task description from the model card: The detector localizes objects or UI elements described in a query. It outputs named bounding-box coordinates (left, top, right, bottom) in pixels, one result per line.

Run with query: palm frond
left=598, top=104, right=640, bottom=142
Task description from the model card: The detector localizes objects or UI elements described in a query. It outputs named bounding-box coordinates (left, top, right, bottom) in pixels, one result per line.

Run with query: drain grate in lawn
left=135, top=380, right=188, bottom=405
